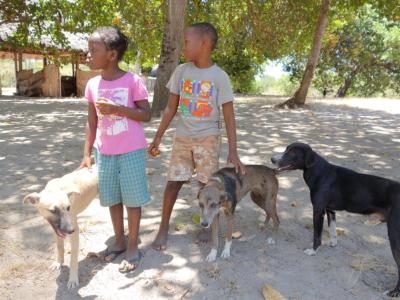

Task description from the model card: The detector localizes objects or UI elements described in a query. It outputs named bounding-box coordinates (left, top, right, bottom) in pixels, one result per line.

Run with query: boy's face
left=86, top=33, right=116, bottom=70
left=183, top=28, right=207, bottom=61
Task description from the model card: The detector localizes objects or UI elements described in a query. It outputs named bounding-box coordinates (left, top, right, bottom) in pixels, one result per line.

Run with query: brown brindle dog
left=198, top=165, right=279, bottom=262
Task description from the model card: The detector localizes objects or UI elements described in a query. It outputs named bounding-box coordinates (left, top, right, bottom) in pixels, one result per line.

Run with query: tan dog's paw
left=67, top=276, right=79, bottom=289
left=206, top=249, right=217, bottom=262
left=49, top=262, right=63, bottom=271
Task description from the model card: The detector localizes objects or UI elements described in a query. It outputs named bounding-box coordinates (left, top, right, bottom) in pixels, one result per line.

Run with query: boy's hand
left=95, top=98, right=119, bottom=115
left=148, top=136, right=161, bottom=157
left=79, top=155, right=92, bottom=169
left=227, top=152, right=246, bottom=175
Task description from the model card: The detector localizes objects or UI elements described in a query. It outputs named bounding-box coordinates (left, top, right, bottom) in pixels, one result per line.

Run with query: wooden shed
left=0, top=24, right=98, bottom=97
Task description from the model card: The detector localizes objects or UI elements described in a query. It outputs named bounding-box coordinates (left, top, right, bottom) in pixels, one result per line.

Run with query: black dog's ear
left=305, top=149, right=316, bottom=168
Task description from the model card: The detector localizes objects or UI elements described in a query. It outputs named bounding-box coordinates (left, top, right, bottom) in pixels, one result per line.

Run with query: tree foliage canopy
left=1, top=0, right=398, bottom=94
left=284, top=4, right=400, bottom=96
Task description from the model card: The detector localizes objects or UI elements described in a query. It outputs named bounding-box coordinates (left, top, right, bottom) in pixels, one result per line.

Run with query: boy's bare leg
left=152, top=181, right=185, bottom=250
left=105, top=203, right=126, bottom=261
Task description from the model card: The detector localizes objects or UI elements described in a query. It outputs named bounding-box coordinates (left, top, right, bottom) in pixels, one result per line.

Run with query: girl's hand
left=148, top=136, right=161, bottom=157
left=95, top=98, right=119, bottom=115
left=79, top=155, right=92, bottom=169
left=227, top=152, right=246, bottom=175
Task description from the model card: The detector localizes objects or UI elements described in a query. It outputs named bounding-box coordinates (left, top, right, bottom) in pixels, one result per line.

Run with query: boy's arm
left=80, top=102, right=98, bottom=168
left=95, top=99, right=151, bottom=122
left=148, top=93, right=180, bottom=155
left=222, top=101, right=246, bottom=174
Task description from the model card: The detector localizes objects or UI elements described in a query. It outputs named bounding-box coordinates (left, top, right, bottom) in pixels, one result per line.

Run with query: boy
left=149, top=22, right=245, bottom=250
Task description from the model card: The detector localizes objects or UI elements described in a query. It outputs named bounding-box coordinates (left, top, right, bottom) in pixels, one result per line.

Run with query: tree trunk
left=151, top=0, right=187, bottom=117
left=336, top=78, right=352, bottom=97
left=18, top=50, right=23, bottom=72
left=278, top=0, right=330, bottom=108
left=14, top=52, right=18, bottom=93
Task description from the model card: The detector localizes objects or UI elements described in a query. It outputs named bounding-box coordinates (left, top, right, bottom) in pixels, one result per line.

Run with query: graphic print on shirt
left=179, top=79, right=214, bottom=119
left=97, top=88, right=129, bottom=136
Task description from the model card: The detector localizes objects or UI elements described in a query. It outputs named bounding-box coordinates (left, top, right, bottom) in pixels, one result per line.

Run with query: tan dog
left=198, top=165, right=279, bottom=262
left=23, top=166, right=98, bottom=289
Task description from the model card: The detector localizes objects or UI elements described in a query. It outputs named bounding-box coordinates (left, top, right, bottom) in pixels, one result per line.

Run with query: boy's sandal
left=87, top=248, right=126, bottom=262
left=118, top=251, right=143, bottom=273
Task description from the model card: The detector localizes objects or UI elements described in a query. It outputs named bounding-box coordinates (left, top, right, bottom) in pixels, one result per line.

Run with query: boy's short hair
left=93, top=26, right=129, bottom=61
left=189, top=22, right=218, bottom=50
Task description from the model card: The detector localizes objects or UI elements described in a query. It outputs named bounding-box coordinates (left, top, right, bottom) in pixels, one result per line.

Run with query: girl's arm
left=222, top=101, right=246, bottom=174
left=80, top=102, right=98, bottom=168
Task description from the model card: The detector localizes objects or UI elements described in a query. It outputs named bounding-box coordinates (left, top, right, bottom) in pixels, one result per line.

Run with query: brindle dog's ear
left=219, top=191, right=229, bottom=204
left=23, top=192, right=40, bottom=205
left=305, top=148, right=316, bottom=168
left=220, top=192, right=232, bottom=214
left=197, top=186, right=204, bottom=199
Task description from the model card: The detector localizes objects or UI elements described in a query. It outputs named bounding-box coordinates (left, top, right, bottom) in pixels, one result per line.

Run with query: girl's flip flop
left=118, top=251, right=143, bottom=273
left=87, top=247, right=126, bottom=262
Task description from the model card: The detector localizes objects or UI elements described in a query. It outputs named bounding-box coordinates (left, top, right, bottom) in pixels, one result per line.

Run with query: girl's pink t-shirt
left=85, top=72, right=148, bottom=155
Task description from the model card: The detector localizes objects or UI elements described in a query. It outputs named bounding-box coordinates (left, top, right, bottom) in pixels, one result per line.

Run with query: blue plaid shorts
left=94, top=149, right=151, bottom=208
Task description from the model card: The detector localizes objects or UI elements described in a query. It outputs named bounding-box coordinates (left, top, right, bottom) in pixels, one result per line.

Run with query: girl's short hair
left=93, top=27, right=129, bottom=60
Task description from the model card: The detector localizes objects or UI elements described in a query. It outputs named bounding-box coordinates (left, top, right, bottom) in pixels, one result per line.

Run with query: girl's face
left=183, top=28, right=203, bottom=62
left=86, top=33, right=116, bottom=70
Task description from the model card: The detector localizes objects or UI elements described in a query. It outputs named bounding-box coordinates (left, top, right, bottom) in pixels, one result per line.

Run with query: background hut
left=0, top=24, right=98, bottom=97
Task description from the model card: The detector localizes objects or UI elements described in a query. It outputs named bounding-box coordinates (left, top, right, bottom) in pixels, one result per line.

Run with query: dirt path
left=1, top=95, right=400, bottom=299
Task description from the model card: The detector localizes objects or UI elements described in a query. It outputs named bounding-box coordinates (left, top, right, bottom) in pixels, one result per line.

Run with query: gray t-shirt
left=166, top=62, right=234, bottom=137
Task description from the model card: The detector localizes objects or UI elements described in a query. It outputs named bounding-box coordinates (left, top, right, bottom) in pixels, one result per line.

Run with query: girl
left=80, top=27, right=151, bottom=273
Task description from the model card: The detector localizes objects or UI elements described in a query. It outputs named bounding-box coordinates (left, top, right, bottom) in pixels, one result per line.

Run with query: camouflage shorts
left=167, top=135, right=221, bottom=184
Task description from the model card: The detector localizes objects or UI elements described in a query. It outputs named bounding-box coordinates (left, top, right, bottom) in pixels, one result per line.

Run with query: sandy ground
left=1, top=94, right=400, bottom=300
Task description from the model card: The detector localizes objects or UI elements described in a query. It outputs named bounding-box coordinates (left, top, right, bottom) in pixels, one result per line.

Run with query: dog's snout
left=271, top=154, right=282, bottom=165
left=60, top=222, right=74, bottom=234
left=200, top=221, right=209, bottom=228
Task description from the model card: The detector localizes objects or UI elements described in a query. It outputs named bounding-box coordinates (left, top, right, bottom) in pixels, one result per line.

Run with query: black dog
left=271, top=142, right=400, bottom=297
